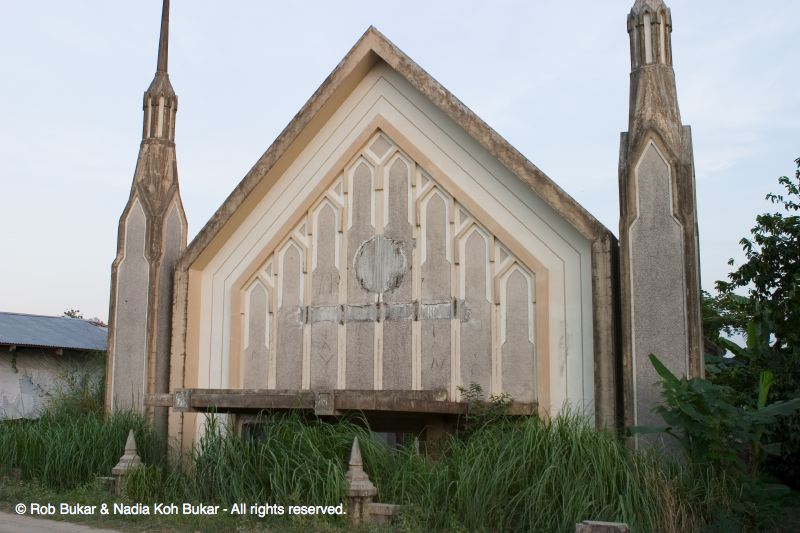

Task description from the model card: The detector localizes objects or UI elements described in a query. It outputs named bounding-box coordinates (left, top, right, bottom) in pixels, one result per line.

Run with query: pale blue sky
left=0, top=1, right=797, bottom=321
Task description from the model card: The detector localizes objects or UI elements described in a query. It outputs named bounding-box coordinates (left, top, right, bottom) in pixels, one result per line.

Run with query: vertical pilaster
left=619, top=0, right=703, bottom=448
left=106, top=0, right=187, bottom=445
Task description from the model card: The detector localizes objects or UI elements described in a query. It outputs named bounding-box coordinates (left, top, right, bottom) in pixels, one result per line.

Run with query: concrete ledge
left=147, top=388, right=536, bottom=416
left=576, top=521, right=629, bottom=532
left=366, top=503, right=402, bottom=524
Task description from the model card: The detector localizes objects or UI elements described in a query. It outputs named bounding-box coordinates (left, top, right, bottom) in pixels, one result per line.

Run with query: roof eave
left=0, top=342, right=106, bottom=352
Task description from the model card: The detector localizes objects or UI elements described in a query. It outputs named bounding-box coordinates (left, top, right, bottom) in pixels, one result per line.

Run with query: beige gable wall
left=181, top=62, right=595, bottom=443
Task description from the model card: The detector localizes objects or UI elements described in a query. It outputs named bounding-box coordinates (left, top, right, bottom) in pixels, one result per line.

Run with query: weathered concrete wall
left=153, top=201, right=184, bottom=435
left=459, top=230, right=491, bottom=396
left=276, top=242, right=304, bottom=389
left=243, top=282, right=269, bottom=388
left=420, top=191, right=451, bottom=391
left=629, top=142, right=688, bottom=435
left=619, top=1, right=704, bottom=448
left=346, top=161, right=376, bottom=389
left=311, top=203, right=340, bottom=389
left=382, top=157, right=413, bottom=390
left=229, top=132, right=547, bottom=404
left=0, top=349, right=103, bottom=419
left=502, top=269, right=536, bottom=403
left=110, top=199, right=150, bottom=411
left=169, top=28, right=618, bottom=448
left=173, top=59, right=605, bottom=448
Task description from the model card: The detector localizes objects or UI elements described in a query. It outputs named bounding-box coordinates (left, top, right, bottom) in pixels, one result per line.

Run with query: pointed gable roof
left=179, top=27, right=613, bottom=270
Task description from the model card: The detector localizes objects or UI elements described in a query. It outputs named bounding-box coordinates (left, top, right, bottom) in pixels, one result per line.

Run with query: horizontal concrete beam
left=145, top=388, right=536, bottom=416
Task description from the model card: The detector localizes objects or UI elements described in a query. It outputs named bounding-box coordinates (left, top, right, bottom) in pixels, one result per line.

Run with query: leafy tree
left=642, top=353, right=800, bottom=471
left=705, top=157, right=800, bottom=488
left=715, top=157, right=800, bottom=349
left=639, top=353, right=800, bottom=530
left=61, top=308, right=107, bottom=327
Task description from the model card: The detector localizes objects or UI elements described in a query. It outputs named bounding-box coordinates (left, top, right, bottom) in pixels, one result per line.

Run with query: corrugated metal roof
left=0, top=312, right=107, bottom=351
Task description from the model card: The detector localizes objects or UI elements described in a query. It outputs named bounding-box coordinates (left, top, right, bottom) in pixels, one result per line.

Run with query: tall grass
left=0, top=409, right=160, bottom=490
left=124, top=413, right=373, bottom=507
left=365, top=411, right=730, bottom=532
left=121, top=411, right=730, bottom=532
left=0, top=374, right=734, bottom=532
left=0, top=360, right=162, bottom=490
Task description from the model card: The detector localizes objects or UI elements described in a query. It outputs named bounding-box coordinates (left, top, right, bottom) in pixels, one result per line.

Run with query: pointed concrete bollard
left=112, top=430, right=142, bottom=478
left=345, top=437, right=377, bottom=525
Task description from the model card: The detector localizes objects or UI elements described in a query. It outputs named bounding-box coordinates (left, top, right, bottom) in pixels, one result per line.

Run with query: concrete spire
left=618, top=0, right=704, bottom=449
left=156, top=0, right=169, bottom=73
left=345, top=437, right=378, bottom=524
left=345, top=437, right=377, bottom=495
left=625, top=0, right=680, bottom=157
left=111, top=430, right=142, bottom=476
left=106, top=0, right=187, bottom=447
left=142, top=0, right=176, bottom=142
left=349, top=437, right=363, bottom=468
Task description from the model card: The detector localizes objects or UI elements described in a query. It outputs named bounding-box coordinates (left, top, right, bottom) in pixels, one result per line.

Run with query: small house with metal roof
left=0, top=312, right=107, bottom=419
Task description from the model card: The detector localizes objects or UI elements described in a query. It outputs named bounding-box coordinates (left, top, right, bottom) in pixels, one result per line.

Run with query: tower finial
left=628, top=0, right=672, bottom=71
left=156, top=0, right=169, bottom=73
left=141, top=0, right=176, bottom=141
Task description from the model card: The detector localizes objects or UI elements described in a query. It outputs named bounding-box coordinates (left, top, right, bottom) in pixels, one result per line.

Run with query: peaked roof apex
left=179, top=25, right=613, bottom=270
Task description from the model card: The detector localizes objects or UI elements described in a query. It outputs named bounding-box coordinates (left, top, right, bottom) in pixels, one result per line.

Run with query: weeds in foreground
left=0, top=410, right=160, bottom=491
left=0, top=355, right=163, bottom=489
left=0, top=374, right=738, bottom=533
left=634, top=353, right=800, bottom=530
left=120, top=411, right=730, bottom=532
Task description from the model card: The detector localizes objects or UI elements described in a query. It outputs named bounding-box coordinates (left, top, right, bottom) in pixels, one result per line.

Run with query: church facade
left=106, top=0, right=702, bottom=451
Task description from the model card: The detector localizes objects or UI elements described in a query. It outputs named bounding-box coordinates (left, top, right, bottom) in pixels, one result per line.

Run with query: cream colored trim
left=190, top=65, right=590, bottom=418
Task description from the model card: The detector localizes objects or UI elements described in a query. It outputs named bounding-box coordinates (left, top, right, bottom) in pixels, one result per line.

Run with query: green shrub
left=396, top=412, right=724, bottom=532
left=638, top=353, right=800, bottom=530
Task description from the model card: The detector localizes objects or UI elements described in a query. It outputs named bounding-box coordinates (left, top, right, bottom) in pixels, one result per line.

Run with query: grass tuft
left=1, top=405, right=737, bottom=532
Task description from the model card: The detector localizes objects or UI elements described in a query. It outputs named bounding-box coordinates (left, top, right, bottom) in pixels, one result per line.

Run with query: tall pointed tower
left=106, top=0, right=187, bottom=437
left=619, top=0, right=703, bottom=445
